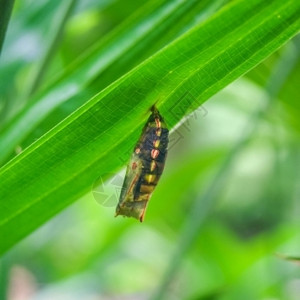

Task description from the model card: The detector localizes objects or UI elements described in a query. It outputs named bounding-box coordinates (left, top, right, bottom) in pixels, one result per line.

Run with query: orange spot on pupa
left=151, top=149, right=159, bottom=159
left=155, top=118, right=161, bottom=128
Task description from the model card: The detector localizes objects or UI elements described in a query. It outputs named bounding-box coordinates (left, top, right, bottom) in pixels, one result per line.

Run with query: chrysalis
left=115, top=106, right=169, bottom=222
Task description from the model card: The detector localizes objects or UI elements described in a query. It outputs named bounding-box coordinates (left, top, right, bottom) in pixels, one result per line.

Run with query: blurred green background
left=1, top=0, right=300, bottom=299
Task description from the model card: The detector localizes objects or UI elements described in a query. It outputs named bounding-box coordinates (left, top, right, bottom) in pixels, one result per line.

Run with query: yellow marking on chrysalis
left=156, top=128, right=162, bottom=136
left=140, top=184, right=155, bottom=194
left=150, top=160, right=156, bottom=172
left=153, top=140, right=160, bottom=148
left=145, top=174, right=156, bottom=183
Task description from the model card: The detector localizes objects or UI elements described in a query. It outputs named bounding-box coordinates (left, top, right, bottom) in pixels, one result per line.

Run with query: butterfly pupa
left=115, top=106, right=169, bottom=222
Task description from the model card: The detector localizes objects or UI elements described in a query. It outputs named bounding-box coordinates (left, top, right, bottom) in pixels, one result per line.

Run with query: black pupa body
left=115, top=106, right=169, bottom=222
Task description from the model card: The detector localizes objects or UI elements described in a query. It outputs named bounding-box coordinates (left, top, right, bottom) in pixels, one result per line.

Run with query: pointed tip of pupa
left=151, top=104, right=158, bottom=113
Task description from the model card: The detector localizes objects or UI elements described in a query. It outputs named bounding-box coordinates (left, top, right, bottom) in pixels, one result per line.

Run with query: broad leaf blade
left=0, top=0, right=224, bottom=164
left=0, top=0, right=299, bottom=255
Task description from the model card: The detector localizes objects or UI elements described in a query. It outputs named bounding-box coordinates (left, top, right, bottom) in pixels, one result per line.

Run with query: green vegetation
left=0, top=0, right=300, bottom=299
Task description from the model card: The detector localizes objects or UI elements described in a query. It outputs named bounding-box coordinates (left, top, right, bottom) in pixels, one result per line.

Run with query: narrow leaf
left=0, top=0, right=299, bottom=255
left=24, top=0, right=78, bottom=98
left=0, top=0, right=225, bottom=164
left=0, top=0, right=14, bottom=55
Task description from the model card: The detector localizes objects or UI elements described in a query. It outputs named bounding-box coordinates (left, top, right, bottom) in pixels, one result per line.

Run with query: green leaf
left=0, top=0, right=224, bottom=162
left=278, top=37, right=300, bottom=132
left=0, top=0, right=14, bottom=54
left=0, top=0, right=299, bottom=256
left=24, top=0, right=78, bottom=98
